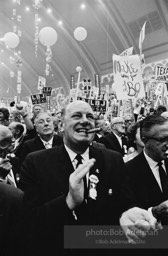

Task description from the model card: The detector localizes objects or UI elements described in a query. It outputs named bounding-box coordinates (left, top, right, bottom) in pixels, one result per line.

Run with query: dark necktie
left=75, top=154, right=87, bottom=199
left=158, top=161, right=168, bottom=199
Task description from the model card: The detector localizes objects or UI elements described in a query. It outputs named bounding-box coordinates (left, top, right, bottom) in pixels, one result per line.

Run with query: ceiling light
left=47, top=8, right=52, bottom=14
left=25, top=6, right=30, bottom=12
left=38, top=17, right=41, bottom=22
left=1, top=62, right=4, bottom=65
left=58, top=20, right=63, bottom=26
left=1, top=49, right=4, bottom=53
left=80, top=3, right=86, bottom=10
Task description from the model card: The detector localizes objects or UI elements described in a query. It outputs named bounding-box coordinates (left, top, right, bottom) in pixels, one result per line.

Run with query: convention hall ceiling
left=0, top=0, right=168, bottom=98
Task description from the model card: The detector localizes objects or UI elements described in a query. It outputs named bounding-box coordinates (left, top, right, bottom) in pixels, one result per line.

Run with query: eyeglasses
left=147, top=136, right=168, bottom=143
left=113, top=122, right=125, bottom=125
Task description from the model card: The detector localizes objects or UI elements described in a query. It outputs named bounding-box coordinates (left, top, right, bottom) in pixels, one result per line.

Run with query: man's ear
left=58, top=120, right=64, bottom=132
left=141, top=136, right=148, bottom=143
left=16, top=129, right=20, bottom=135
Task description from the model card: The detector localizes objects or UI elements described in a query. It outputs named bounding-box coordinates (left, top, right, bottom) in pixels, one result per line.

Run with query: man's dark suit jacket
left=98, top=132, right=128, bottom=156
left=20, top=134, right=63, bottom=163
left=13, top=134, right=30, bottom=158
left=17, top=145, right=126, bottom=255
left=120, top=152, right=168, bottom=214
left=0, top=183, right=23, bottom=255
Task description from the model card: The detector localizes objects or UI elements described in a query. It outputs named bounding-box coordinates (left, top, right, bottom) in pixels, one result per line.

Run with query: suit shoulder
left=125, top=153, right=142, bottom=166
left=93, top=146, right=122, bottom=158
left=26, top=146, right=59, bottom=160
left=23, top=137, right=34, bottom=146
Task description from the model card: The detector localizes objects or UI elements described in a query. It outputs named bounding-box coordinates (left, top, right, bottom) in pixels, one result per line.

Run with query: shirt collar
left=40, top=136, right=53, bottom=146
left=64, top=144, right=89, bottom=162
left=113, top=132, right=122, bottom=141
left=143, top=149, right=163, bottom=169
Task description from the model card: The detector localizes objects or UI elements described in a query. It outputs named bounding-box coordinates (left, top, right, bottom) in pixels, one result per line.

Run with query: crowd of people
left=0, top=101, right=168, bottom=255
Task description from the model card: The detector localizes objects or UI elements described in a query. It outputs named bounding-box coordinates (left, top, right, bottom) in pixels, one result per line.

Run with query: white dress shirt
left=143, top=150, right=166, bottom=191
left=64, top=144, right=90, bottom=184
left=40, top=136, right=54, bottom=149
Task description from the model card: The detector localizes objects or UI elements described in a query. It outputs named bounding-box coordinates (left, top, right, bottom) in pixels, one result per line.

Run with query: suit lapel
left=139, top=153, right=163, bottom=194
left=56, top=145, right=74, bottom=176
left=32, top=136, right=45, bottom=150
left=51, top=145, right=74, bottom=193
left=109, top=133, right=122, bottom=152
left=89, top=146, right=105, bottom=199
left=164, top=159, right=168, bottom=176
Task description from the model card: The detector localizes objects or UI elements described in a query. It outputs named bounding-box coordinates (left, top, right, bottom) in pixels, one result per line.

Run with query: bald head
left=111, top=117, right=126, bottom=137
left=63, top=101, right=94, bottom=118
left=0, top=125, right=13, bottom=150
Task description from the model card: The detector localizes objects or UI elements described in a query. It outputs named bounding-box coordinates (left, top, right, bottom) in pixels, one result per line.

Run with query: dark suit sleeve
left=18, top=152, right=75, bottom=221
left=19, top=141, right=31, bottom=164
left=118, top=161, right=143, bottom=214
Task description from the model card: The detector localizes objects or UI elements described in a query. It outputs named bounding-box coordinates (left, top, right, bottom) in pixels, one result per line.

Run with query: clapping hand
left=66, top=158, right=95, bottom=210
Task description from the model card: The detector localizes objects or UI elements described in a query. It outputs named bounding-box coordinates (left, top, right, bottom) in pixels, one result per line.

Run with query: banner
left=38, top=76, right=46, bottom=91
left=113, top=54, right=145, bottom=100
left=120, top=47, right=133, bottom=56
left=155, top=65, right=168, bottom=82
left=70, top=75, right=75, bottom=89
left=155, top=83, right=164, bottom=96
left=31, top=93, right=46, bottom=105
left=77, top=97, right=106, bottom=113
left=43, top=86, right=52, bottom=96
left=94, top=74, right=100, bottom=93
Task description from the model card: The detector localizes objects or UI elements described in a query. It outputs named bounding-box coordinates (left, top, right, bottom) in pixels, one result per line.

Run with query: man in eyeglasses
left=120, top=114, right=168, bottom=243
left=0, top=125, right=23, bottom=253
left=0, top=124, right=20, bottom=185
left=98, top=116, right=128, bottom=156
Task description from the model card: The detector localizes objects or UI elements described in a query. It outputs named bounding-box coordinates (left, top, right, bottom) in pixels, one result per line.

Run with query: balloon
left=39, top=27, right=57, bottom=47
left=74, top=27, right=87, bottom=41
left=76, top=66, right=82, bottom=72
left=4, top=32, right=20, bottom=48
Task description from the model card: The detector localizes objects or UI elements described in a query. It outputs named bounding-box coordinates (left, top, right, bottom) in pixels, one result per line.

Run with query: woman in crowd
left=0, top=107, right=10, bottom=126
left=123, top=120, right=144, bottom=162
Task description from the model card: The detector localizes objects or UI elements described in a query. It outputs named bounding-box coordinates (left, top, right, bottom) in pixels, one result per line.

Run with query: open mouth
left=76, top=128, right=89, bottom=134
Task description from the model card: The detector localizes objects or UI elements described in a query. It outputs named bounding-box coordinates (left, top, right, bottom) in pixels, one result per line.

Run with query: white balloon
left=4, top=32, right=20, bottom=48
left=74, top=27, right=87, bottom=41
left=39, top=27, right=57, bottom=47
left=76, top=66, right=82, bottom=72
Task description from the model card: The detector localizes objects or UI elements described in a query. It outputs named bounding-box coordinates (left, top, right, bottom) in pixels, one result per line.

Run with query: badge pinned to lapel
left=89, top=174, right=99, bottom=200
left=108, top=188, right=113, bottom=195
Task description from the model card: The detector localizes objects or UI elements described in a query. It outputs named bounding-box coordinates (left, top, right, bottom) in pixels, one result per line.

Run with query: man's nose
left=44, top=120, right=49, bottom=125
left=81, top=115, right=89, bottom=123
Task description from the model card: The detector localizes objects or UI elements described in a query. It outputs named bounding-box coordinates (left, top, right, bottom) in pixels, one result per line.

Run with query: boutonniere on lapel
left=123, top=145, right=127, bottom=155
left=88, top=173, right=99, bottom=200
